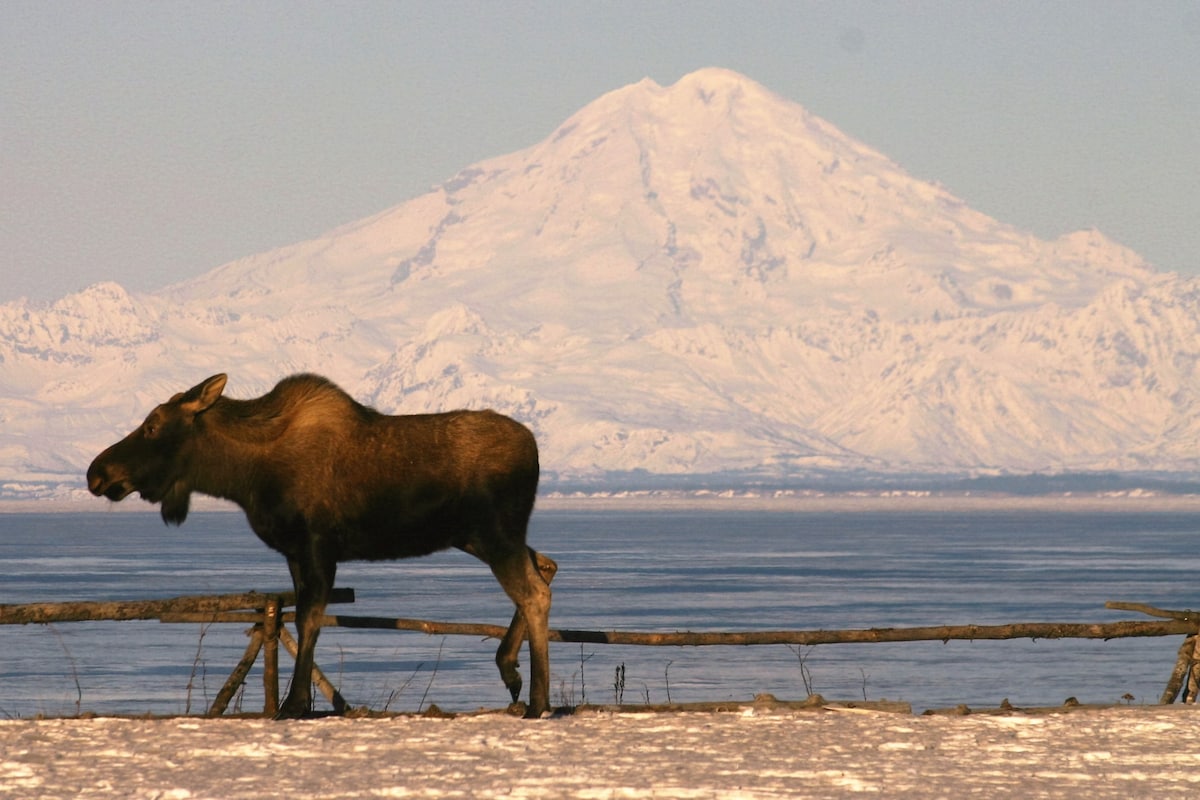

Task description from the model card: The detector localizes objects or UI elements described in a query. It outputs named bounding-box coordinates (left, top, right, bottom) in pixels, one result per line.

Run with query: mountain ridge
left=2, top=68, right=1196, bottom=503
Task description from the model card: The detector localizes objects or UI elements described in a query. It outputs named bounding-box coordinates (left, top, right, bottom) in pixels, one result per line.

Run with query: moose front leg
left=277, top=554, right=337, bottom=719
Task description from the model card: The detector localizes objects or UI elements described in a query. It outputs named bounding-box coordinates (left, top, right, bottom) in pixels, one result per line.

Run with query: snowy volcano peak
left=168, top=68, right=1145, bottom=327
left=443, top=68, right=1140, bottom=327
left=567, top=66, right=878, bottom=168
left=536, top=66, right=915, bottom=236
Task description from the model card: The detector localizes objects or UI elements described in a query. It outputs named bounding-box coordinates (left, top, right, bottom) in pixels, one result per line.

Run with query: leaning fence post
left=1184, top=635, right=1200, bottom=704
left=209, top=627, right=265, bottom=716
left=262, top=596, right=281, bottom=716
left=1159, top=635, right=1194, bottom=703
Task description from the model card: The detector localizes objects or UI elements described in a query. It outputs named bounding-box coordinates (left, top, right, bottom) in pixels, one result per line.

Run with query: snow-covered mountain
left=3, top=68, right=1199, bottom=502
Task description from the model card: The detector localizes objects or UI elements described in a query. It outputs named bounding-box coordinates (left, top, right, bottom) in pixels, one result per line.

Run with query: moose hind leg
left=495, top=549, right=558, bottom=703
left=490, top=547, right=553, bottom=717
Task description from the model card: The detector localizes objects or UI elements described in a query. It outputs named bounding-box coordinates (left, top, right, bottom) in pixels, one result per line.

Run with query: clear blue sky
left=3, top=1, right=1197, bottom=303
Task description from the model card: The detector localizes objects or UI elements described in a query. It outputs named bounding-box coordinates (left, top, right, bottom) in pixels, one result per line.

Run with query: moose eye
left=143, top=422, right=160, bottom=440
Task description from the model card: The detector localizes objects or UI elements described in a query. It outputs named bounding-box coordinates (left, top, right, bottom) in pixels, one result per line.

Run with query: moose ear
left=180, top=373, right=228, bottom=415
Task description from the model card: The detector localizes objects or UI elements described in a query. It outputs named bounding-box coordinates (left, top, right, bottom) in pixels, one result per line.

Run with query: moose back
left=87, top=372, right=555, bottom=718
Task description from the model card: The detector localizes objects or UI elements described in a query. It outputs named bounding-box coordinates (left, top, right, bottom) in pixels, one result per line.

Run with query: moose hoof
left=273, top=695, right=314, bottom=720
left=523, top=703, right=552, bottom=720
left=507, top=701, right=549, bottom=719
left=500, top=667, right=523, bottom=703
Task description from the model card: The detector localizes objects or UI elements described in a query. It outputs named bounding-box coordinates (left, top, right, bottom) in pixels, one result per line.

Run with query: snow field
left=4, top=706, right=1200, bottom=798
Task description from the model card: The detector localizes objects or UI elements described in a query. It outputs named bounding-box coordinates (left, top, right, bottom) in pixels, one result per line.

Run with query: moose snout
left=87, top=461, right=133, bottom=500
left=87, top=461, right=110, bottom=496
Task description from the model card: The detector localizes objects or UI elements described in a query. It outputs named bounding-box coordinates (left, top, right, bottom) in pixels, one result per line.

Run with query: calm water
left=2, top=508, right=1198, bottom=717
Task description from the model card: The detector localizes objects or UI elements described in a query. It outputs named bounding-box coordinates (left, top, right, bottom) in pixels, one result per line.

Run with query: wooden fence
left=0, top=589, right=354, bottom=717
left=3, top=592, right=1199, bottom=715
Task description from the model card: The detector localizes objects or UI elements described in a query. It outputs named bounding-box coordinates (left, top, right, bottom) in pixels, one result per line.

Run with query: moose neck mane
left=205, top=374, right=358, bottom=445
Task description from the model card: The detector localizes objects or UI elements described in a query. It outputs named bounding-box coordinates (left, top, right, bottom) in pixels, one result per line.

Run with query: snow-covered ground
left=5, top=704, right=1200, bottom=798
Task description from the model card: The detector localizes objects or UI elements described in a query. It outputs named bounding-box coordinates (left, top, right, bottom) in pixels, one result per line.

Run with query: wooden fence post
left=261, top=596, right=281, bottom=716
left=1185, top=635, right=1200, bottom=704
left=209, top=628, right=265, bottom=716
left=1159, top=635, right=1194, bottom=703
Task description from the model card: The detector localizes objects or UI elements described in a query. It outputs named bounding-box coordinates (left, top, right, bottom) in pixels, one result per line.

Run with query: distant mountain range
left=3, top=67, right=1198, bottom=504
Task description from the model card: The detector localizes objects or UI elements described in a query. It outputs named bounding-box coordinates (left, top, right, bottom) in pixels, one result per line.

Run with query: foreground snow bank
left=4, top=706, right=1200, bottom=798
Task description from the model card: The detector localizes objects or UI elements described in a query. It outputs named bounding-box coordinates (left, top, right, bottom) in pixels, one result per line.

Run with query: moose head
left=87, top=374, right=228, bottom=525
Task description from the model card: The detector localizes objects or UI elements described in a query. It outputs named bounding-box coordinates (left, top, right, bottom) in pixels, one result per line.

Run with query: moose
left=87, top=373, right=555, bottom=718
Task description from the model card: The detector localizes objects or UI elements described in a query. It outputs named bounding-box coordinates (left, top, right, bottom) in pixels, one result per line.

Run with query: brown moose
left=87, top=373, right=555, bottom=718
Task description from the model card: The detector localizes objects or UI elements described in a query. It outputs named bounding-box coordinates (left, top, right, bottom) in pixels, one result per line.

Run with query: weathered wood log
left=1186, top=635, right=1200, bottom=704
left=159, top=611, right=265, bottom=624
left=1158, top=635, right=1194, bottom=704
left=209, top=628, right=265, bottom=716
left=320, top=614, right=1200, bottom=646
left=325, top=614, right=512, bottom=638
left=262, top=597, right=281, bottom=716
left=1105, top=602, right=1200, bottom=622
left=0, top=588, right=355, bottom=625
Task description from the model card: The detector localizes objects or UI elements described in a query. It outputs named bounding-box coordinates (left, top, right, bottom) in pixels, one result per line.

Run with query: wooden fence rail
left=154, top=605, right=1200, bottom=646
left=4, top=591, right=1200, bottom=713
left=0, top=589, right=355, bottom=625
left=325, top=614, right=1200, bottom=647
